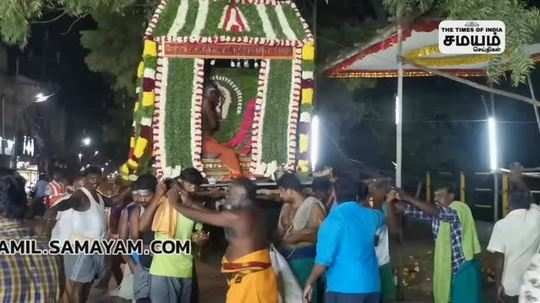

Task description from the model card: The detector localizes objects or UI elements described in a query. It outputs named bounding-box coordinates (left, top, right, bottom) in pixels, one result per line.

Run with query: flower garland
left=152, top=38, right=167, bottom=178
left=250, top=59, right=270, bottom=174
left=256, top=4, right=276, bottom=39
left=297, top=40, right=315, bottom=173
left=286, top=47, right=302, bottom=170
left=191, top=0, right=209, bottom=37
left=145, top=0, right=169, bottom=38
left=191, top=58, right=205, bottom=173
left=210, top=75, right=244, bottom=114
left=121, top=39, right=159, bottom=181
left=275, top=3, right=297, bottom=41
left=167, top=0, right=189, bottom=37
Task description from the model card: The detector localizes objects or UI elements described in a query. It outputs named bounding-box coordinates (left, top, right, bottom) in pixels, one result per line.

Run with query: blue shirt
left=316, top=201, right=384, bottom=294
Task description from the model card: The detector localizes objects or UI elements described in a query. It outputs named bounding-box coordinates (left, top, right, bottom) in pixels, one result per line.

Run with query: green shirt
left=149, top=212, right=202, bottom=278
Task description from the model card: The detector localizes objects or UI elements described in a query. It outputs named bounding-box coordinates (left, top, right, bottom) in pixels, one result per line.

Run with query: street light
left=34, top=93, right=54, bottom=103
left=94, top=150, right=99, bottom=156
left=82, top=137, right=92, bottom=146
left=487, top=117, right=499, bottom=222
left=78, top=153, right=82, bottom=162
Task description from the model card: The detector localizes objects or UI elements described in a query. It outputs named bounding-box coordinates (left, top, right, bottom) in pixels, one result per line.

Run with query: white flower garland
left=191, top=59, right=205, bottom=172
left=289, top=0, right=314, bottom=43
left=210, top=75, right=244, bottom=115
left=287, top=47, right=302, bottom=170
left=164, top=35, right=305, bottom=47
left=167, top=0, right=189, bottom=37
left=145, top=0, right=168, bottom=37
left=275, top=4, right=297, bottom=41
left=217, top=5, right=229, bottom=30
left=250, top=59, right=270, bottom=174
left=191, top=0, right=209, bottom=38
left=153, top=45, right=168, bottom=177
left=256, top=4, right=277, bottom=40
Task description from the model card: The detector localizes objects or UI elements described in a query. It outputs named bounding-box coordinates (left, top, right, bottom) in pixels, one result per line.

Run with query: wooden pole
left=402, top=58, right=540, bottom=107
left=502, top=174, right=509, bottom=216
left=460, top=171, right=466, bottom=202
left=396, top=23, right=404, bottom=188
left=426, top=171, right=431, bottom=202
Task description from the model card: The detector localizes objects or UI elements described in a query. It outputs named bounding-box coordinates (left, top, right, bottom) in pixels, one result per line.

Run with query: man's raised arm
left=138, top=182, right=167, bottom=233
left=172, top=189, right=238, bottom=228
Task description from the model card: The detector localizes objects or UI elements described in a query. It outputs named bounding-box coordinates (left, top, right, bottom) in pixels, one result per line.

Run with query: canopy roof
left=145, top=0, right=313, bottom=47
left=325, top=20, right=540, bottom=78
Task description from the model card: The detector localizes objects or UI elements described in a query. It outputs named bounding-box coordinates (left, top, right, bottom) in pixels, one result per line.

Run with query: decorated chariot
left=120, top=0, right=315, bottom=181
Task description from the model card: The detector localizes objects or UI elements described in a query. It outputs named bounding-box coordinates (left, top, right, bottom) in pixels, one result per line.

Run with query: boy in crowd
left=119, top=174, right=162, bottom=303
left=138, top=168, right=206, bottom=303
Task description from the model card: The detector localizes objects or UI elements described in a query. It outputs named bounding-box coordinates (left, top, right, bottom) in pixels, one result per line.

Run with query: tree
left=383, top=0, right=540, bottom=86
left=0, top=0, right=156, bottom=94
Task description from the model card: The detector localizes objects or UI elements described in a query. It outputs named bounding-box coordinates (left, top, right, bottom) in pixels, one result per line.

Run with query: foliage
left=383, top=0, right=540, bottom=86
left=0, top=0, right=134, bottom=45
left=80, top=10, right=144, bottom=94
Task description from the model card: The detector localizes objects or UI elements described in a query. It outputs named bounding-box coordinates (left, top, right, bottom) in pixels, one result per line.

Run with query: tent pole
left=396, top=22, right=404, bottom=188
left=527, top=75, right=540, bottom=135
left=489, top=82, right=499, bottom=222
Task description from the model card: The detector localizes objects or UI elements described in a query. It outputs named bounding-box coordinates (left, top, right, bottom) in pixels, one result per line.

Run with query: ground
left=87, top=220, right=497, bottom=303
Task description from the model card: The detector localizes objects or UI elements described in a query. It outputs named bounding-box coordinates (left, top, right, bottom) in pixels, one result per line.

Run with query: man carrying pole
left=392, top=185, right=482, bottom=303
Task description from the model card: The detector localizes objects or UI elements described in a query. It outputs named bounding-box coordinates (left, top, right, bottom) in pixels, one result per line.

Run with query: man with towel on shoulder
left=138, top=168, right=206, bottom=303
left=277, top=173, right=326, bottom=303
left=171, top=178, right=279, bottom=303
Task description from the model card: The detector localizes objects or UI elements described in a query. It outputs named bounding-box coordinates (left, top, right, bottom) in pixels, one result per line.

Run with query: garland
left=121, top=39, right=159, bottom=181
left=250, top=59, right=270, bottom=174
left=167, top=0, right=189, bottom=37
left=190, top=58, right=205, bottom=173
left=297, top=40, right=315, bottom=173
left=287, top=47, right=302, bottom=170
left=152, top=39, right=167, bottom=177
left=210, top=74, right=244, bottom=115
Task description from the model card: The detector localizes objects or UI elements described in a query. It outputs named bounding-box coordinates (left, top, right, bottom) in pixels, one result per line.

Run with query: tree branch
left=32, top=11, right=68, bottom=24
left=402, top=57, right=540, bottom=107
left=62, top=14, right=87, bottom=35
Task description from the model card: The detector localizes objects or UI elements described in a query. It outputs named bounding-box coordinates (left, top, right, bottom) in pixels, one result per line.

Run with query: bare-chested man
left=172, top=178, right=278, bottom=303
left=202, top=80, right=242, bottom=178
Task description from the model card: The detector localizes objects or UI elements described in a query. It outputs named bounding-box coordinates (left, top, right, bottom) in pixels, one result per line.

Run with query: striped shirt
left=0, top=218, right=61, bottom=303
left=403, top=204, right=465, bottom=274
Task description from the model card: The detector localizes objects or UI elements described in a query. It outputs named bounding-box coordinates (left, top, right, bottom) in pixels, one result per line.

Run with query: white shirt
left=375, top=226, right=390, bottom=266
left=487, top=204, right=540, bottom=296
left=71, top=188, right=107, bottom=240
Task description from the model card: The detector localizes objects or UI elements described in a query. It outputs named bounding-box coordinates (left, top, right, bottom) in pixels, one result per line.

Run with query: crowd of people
left=0, top=162, right=539, bottom=303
